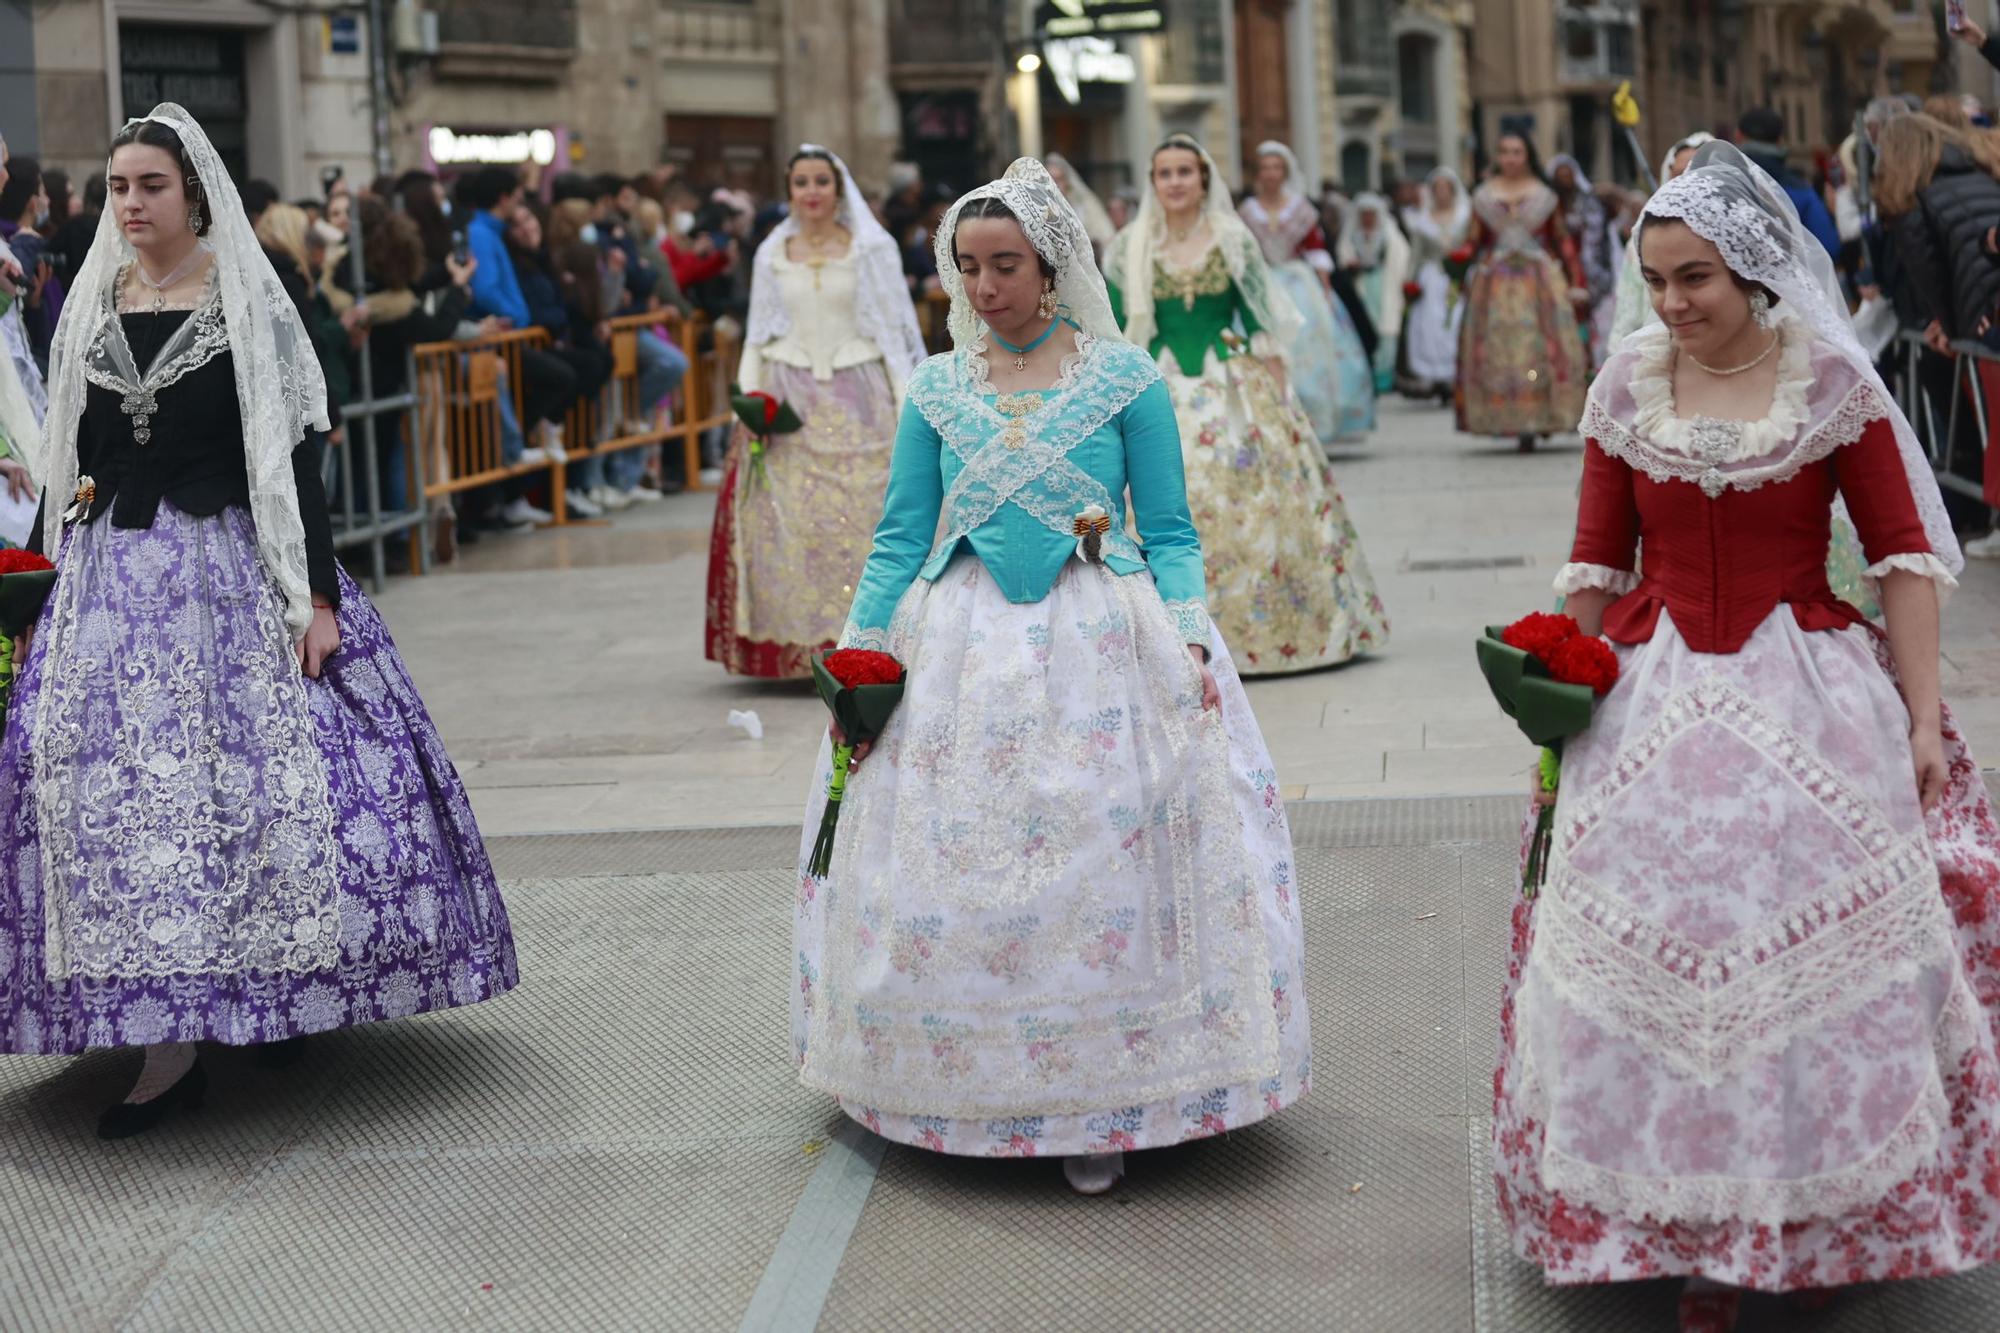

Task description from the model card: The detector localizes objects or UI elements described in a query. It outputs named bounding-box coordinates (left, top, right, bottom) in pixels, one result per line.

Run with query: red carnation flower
left=1447, top=245, right=1475, bottom=265
left=820, top=648, right=905, bottom=688
left=1501, top=611, right=1579, bottom=665
left=1402, top=281, right=1423, bottom=300
left=748, top=391, right=780, bottom=428
left=0, top=550, right=53, bottom=575
left=1547, top=634, right=1620, bottom=696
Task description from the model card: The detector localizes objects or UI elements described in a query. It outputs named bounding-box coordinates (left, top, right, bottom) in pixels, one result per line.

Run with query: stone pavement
left=4, top=398, right=1999, bottom=1330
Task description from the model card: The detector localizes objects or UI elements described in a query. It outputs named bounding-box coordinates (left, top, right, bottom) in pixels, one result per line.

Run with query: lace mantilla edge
left=1553, top=563, right=1640, bottom=597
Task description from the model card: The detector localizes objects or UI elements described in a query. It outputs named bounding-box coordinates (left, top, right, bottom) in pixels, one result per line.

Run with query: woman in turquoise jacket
left=791, top=159, right=1311, bottom=1197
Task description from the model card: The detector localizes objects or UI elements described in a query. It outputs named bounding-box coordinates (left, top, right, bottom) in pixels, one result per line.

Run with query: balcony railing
left=660, top=3, right=780, bottom=56
left=436, top=0, right=576, bottom=50
left=889, top=0, right=999, bottom=66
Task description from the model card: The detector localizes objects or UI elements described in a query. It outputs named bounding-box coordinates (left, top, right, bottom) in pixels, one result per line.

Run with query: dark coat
left=1888, top=144, right=2000, bottom=339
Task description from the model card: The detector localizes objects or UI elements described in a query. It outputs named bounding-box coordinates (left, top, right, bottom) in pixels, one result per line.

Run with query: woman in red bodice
left=1490, top=141, right=2000, bottom=1332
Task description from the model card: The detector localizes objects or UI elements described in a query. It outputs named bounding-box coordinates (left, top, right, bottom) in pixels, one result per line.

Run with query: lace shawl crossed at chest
left=1581, top=327, right=1888, bottom=498
left=1239, top=195, right=1318, bottom=268
left=907, top=336, right=1161, bottom=563
left=80, top=273, right=231, bottom=411
left=1475, top=183, right=1559, bottom=258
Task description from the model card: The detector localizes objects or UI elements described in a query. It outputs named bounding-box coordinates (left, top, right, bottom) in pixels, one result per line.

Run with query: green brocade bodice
left=1108, top=248, right=1263, bottom=378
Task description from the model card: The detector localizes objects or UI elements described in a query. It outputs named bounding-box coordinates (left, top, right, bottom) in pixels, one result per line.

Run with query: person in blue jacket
left=789, top=159, right=1311, bottom=1198
left=1736, top=107, right=1843, bottom=262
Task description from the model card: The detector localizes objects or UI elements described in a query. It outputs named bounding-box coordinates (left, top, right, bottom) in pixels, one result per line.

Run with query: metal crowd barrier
left=550, top=310, right=741, bottom=520
left=1890, top=327, right=1997, bottom=510
left=405, top=312, right=739, bottom=543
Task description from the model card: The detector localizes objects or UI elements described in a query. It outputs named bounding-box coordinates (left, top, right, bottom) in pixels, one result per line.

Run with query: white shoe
left=1062, top=1152, right=1124, bottom=1196
left=516, top=446, right=550, bottom=467
left=1964, top=531, right=2000, bottom=559
left=591, top=485, right=634, bottom=512
left=625, top=484, right=665, bottom=504
left=564, top=488, right=603, bottom=518
left=541, top=427, right=569, bottom=463
left=699, top=467, right=723, bottom=487
left=501, top=497, right=551, bottom=526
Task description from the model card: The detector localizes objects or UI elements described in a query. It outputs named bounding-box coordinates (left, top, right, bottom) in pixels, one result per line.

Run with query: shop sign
left=428, top=125, right=559, bottom=166
left=1046, top=36, right=1137, bottom=105
left=1038, top=0, right=1167, bottom=39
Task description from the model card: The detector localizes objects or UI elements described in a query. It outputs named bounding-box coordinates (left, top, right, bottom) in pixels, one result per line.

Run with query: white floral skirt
left=793, top=555, right=1311, bottom=1156
left=1495, top=608, right=2000, bottom=1288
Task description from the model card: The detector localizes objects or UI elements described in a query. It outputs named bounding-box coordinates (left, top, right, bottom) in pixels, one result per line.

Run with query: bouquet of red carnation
left=0, top=547, right=55, bottom=732
left=1475, top=612, right=1620, bottom=894
left=728, top=384, right=803, bottom=488
left=807, top=647, right=907, bottom=878
left=1443, top=244, right=1477, bottom=286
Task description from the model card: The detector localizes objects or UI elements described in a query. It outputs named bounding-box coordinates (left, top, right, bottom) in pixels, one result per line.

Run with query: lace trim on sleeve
left=1553, top=563, right=1641, bottom=597
left=1863, top=551, right=1959, bottom=605
left=1163, top=598, right=1212, bottom=646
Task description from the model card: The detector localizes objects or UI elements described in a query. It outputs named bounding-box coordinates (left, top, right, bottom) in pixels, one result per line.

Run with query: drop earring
left=186, top=177, right=203, bottom=234
left=1749, top=289, right=1771, bottom=329
left=1038, top=284, right=1059, bottom=320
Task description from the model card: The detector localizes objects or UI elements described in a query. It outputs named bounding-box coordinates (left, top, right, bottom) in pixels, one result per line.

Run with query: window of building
left=1340, top=140, right=1371, bottom=195
left=1398, top=34, right=1438, bottom=124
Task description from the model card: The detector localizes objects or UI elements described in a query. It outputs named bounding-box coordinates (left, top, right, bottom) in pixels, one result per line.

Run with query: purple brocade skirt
left=0, top=503, right=517, bottom=1053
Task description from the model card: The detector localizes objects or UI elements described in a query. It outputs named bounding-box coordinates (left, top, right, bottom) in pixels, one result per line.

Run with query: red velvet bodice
left=1572, top=416, right=1931, bottom=653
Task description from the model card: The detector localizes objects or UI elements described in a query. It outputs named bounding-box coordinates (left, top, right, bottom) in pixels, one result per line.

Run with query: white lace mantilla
left=908, top=332, right=1161, bottom=570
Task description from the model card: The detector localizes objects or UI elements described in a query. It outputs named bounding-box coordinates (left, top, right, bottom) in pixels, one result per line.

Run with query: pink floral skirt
left=1492, top=616, right=2000, bottom=1291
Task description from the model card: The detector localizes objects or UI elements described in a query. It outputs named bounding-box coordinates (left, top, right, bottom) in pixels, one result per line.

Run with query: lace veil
left=743, top=144, right=927, bottom=384
left=932, top=156, right=1121, bottom=352
left=37, top=102, right=329, bottom=639
left=1595, top=139, right=1960, bottom=574
left=1425, top=168, right=1472, bottom=243
left=1105, top=134, right=1303, bottom=362
left=1045, top=152, right=1115, bottom=252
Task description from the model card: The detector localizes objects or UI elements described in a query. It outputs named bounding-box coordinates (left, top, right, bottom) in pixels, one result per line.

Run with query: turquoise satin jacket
left=838, top=332, right=1212, bottom=648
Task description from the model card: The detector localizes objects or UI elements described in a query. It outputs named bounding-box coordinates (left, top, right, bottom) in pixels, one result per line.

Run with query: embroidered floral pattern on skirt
left=1491, top=612, right=2000, bottom=1290
left=0, top=502, right=516, bottom=1052
left=793, top=555, right=1311, bottom=1155
left=1164, top=348, right=1388, bottom=675
left=705, top=360, right=898, bottom=680
left=1455, top=251, right=1590, bottom=437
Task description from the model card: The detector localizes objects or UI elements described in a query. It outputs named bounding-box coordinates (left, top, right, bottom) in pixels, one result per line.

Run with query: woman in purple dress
left=0, top=105, right=517, bottom=1138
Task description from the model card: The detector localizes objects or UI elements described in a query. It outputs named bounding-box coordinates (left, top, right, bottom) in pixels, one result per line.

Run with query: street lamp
left=1018, top=50, right=1044, bottom=74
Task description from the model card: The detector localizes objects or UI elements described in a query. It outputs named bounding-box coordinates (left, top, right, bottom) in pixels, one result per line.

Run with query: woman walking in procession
left=1455, top=131, right=1591, bottom=451
left=706, top=145, right=927, bottom=679
left=793, top=159, right=1311, bottom=1195
left=1493, top=141, right=2000, bottom=1331
left=1336, top=192, right=1410, bottom=394
left=0, top=105, right=517, bottom=1137
left=1237, top=140, right=1374, bottom=442
left=1109, top=134, right=1388, bottom=675
left=1400, top=167, right=1470, bottom=401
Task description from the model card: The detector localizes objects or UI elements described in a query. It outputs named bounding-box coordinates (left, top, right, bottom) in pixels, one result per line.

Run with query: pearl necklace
left=1687, top=330, right=1780, bottom=377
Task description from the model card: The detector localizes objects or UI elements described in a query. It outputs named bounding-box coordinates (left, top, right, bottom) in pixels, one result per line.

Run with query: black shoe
left=1517, top=432, right=1537, bottom=453
left=253, top=1035, right=308, bottom=1069
left=96, top=1060, right=207, bottom=1140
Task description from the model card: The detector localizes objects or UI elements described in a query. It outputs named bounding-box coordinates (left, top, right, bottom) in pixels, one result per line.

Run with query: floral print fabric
left=1164, top=347, right=1388, bottom=675
left=705, top=360, right=898, bottom=680
left=0, top=503, right=516, bottom=1052
left=1493, top=611, right=2000, bottom=1289
left=793, top=555, right=1310, bottom=1155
